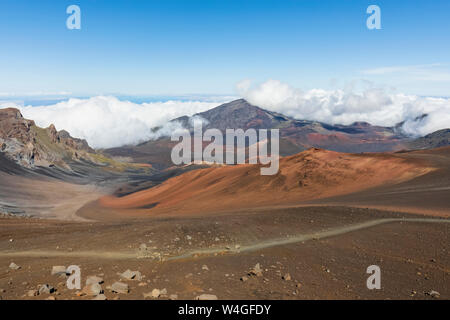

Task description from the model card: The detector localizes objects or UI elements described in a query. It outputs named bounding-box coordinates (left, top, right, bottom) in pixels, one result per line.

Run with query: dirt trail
left=1, top=217, right=448, bottom=261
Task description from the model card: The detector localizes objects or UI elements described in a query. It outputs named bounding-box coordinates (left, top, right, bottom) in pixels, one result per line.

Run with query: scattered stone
left=202, top=265, right=209, bottom=271
left=426, top=290, right=440, bottom=298
left=282, top=273, right=292, bottom=281
left=9, top=262, right=20, bottom=270
left=186, top=235, right=192, bottom=240
left=120, top=269, right=142, bottom=281
left=151, top=288, right=161, bottom=298
left=51, top=266, right=67, bottom=276
left=214, top=237, right=220, bottom=242
left=169, top=294, right=178, bottom=300
left=86, top=275, right=104, bottom=286
left=81, top=283, right=103, bottom=296
left=249, top=263, right=263, bottom=277
left=46, top=296, right=56, bottom=300
left=296, top=283, right=302, bottom=288
left=143, top=292, right=152, bottom=299
left=111, top=282, right=129, bottom=294
left=27, top=289, right=39, bottom=297
left=196, top=294, right=218, bottom=300
left=38, top=284, right=55, bottom=295
left=240, top=276, right=248, bottom=282
left=92, top=294, right=107, bottom=300
left=138, top=282, right=147, bottom=287
left=235, top=244, right=241, bottom=250
left=160, top=288, right=167, bottom=295
left=139, top=243, right=147, bottom=250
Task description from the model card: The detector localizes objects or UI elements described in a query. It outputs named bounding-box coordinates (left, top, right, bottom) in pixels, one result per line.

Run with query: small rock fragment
left=111, top=282, right=129, bottom=294
left=27, top=289, right=39, bottom=297
left=151, top=288, right=161, bottom=298
left=196, top=294, right=218, bottom=300
left=92, top=294, right=107, bottom=300
left=86, top=276, right=104, bottom=286
left=249, top=263, right=263, bottom=277
left=38, top=284, right=55, bottom=295
left=51, top=266, right=67, bottom=276
left=426, top=290, right=440, bottom=298
left=9, top=262, right=21, bottom=270
left=282, top=273, right=292, bottom=281
left=120, top=269, right=143, bottom=281
left=81, top=283, right=103, bottom=296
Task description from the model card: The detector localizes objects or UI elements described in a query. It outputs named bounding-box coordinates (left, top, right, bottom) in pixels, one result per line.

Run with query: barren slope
left=95, top=148, right=433, bottom=218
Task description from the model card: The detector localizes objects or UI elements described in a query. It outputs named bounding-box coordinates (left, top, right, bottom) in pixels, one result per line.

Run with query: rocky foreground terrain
left=0, top=206, right=448, bottom=300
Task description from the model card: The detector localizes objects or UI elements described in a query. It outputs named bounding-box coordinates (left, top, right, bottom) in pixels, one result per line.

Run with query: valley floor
left=0, top=206, right=448, bottom=300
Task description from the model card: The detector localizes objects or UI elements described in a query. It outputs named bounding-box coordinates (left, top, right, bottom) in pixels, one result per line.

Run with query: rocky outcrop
left=0, top=108, right=94, bottom=169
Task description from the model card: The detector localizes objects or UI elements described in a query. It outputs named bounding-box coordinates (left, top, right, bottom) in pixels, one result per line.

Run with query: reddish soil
left=93, top=148, right=434, bottom=219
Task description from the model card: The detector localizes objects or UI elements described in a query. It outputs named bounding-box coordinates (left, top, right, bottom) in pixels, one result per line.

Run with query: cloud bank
left=0, top=96, right=227, bottom=149
left=1, top=81, right=448, bottom=150
left=237, top=79, right=450, bottom=137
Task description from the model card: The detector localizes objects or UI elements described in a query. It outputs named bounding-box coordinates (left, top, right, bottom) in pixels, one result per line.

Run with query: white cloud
left=236, top=79, right=450, bottom=136
left=0, top=96, right=228, bottom=149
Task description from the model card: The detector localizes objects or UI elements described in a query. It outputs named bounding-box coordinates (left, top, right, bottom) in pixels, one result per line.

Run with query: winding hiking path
left=1, top=218, right=448, bottom=261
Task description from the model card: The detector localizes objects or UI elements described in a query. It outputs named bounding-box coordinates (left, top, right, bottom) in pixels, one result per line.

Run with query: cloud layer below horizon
left=1, top=80, right=449, bottom=149
left=0, top=96, right=225, bottom=149
left=237, top=79, right=450, bottom=138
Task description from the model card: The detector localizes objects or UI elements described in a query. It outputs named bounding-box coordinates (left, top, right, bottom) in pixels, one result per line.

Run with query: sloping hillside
left=98, top=148, right=433, bottom=217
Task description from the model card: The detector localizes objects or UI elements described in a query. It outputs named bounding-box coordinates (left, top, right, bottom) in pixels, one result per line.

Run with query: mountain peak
left=184, top=99, right=290, bottom=132
left=0, top=108, right=25, bottom=121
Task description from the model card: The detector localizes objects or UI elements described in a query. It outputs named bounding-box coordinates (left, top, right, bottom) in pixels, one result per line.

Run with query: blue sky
left=0, top=0, right=449, bottom=97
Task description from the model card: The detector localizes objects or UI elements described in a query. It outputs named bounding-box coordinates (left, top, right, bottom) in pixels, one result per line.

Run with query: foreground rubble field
left=1, top=206, right=448, bottom=300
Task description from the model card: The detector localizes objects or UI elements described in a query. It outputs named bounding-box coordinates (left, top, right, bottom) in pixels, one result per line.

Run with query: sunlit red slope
left=97, top=148, right=433, bottom=217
